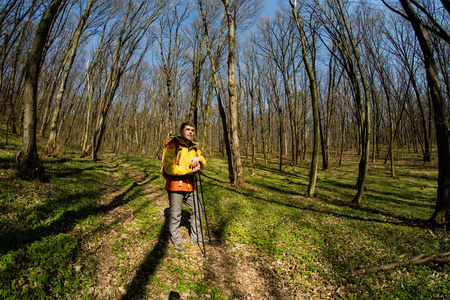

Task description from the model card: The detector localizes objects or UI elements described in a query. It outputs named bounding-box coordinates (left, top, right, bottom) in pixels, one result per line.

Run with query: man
left=162, top=122, right=208, bottom=252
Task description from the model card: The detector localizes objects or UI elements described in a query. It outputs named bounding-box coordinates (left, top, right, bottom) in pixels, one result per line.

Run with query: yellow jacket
left=162, top=136, right=206, bottom=191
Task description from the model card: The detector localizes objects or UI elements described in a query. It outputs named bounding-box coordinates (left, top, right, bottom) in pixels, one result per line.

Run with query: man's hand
left=190, top=156, right=200, bottom=168
left=191, top=164, right=201, bottom=173
left=190, top=156, right=201, bottom=172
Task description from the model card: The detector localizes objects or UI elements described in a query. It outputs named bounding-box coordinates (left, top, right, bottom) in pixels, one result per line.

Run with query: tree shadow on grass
left=243, top=172, right=433, bottom=227
left=238, top=183, right=427, bottom=229
left=202, top=161, right=431, bottom=228
left=43, top=157, right=111, bottom=178
left=316, top=197, right=428, bottom=227
left=48, top=165, right=108, bottom=178
left=256, top=165, right=298, bottom=176
left=0, top=157, right=14, bottom=169
left=200, top=170, right=228, bottom=184
left=121, top=208, right=171, bottom=300
left=146, top=173, right=164, bottom=183
left=0, top=180, right=139, bottom=254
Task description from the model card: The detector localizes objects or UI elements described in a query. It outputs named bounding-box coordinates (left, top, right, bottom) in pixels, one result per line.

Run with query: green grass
left=0, top=156, right=109, bottom=298
left=0, top=123, right=448, bottom=299
left=117, top=151, right=448, bottom=299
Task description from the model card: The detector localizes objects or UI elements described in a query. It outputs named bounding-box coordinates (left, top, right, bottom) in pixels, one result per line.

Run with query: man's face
left=180, top=125, right=195, bottom=141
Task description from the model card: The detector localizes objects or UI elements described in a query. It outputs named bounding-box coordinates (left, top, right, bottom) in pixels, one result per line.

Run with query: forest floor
left=1, top=129, right=450, bottom=299
left=89, top=156, right=292, bottom=299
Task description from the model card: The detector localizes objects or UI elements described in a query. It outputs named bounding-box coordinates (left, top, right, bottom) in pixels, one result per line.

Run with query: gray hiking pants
left=168, top=191, right=204, bottom=245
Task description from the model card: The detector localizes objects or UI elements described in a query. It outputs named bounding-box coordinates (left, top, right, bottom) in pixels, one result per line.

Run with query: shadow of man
left=121, top=208, right=171, bottom=300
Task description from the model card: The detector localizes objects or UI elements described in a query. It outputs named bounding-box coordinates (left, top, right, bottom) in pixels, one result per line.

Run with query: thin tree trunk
left=290, top=0, right=320, bottom=197
left=221, top=0, right=243, bottom=187
left=257, top=87, right=267, bottom=166
left=334, top=0, right=371, bottom=205
left=250, top=88, right=256, bottom=163
left=199, top=0, right=234, bottom=181
left=188, top=19, right=205, bottom=129
left=379, top=70, right=395, bottom=177
left=201, top=80, right=214, bottom=151
left=411, top=72, right=431, bottom=162
left=339, top=99, right=347, bottom=167
left=46, top=0, right=95, bottom=155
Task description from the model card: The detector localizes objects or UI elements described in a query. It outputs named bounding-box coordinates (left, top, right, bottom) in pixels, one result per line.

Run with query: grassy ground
left=1, top=126, right=449, bottom=299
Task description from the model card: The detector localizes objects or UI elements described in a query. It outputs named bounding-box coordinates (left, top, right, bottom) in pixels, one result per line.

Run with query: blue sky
left=261, top=0, right=280, bottom=18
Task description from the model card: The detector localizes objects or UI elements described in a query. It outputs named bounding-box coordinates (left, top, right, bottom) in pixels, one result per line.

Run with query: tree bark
left=257, top=87, right=267, bottom=166
left=399, top=0, right=450, bottom=225
left=201, top=80, right=214, bottom=152
left=334, top=0, right=371, bottom=205
left=378, top=67, right=395, bottom=177
left=290, top=0, right=320, bottom=197
left=16, top=0, right=64, bottom=181
left=221, top=0, right=243, bottom=187
left=199, top=0, right=234, bottom=181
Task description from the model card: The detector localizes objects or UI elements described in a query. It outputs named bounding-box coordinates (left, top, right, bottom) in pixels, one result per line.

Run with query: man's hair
left=180, top=122, right=195, bottom=131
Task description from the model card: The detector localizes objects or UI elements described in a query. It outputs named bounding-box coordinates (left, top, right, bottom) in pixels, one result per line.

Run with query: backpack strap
left=161, top=139, right=181, bottom=176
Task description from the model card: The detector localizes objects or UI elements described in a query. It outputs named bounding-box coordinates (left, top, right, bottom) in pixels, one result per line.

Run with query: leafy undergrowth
left=1, top=125, right=449, bottom=299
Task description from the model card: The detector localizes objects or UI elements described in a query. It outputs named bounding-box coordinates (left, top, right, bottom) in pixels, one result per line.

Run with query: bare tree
left=386, top=20, right=432, bottom=162
left=156, top=0, right=189, bottom=136
left=199, top=0, right=234, bottom=181
left=186, top=9, right=207, bottom=131
left=264, top=58, right=285, bottom=171
left=1, top=1, right=43, bottom=136
left=254, top=12, right=302, bottom=168
left=241, top=42, right=259, bottom=163
left=46, top=0, right=98, bottom=155
left=319, top=48, right=342, bottom=170
left=316, top=0, right=371, bottom=205
left=90, top=0, right=164, bottom=160
left=221, top=0, right=244, bottom=186
left=16, top=0, right=65, bottom=180
left=290, top=0, right=321, bottom=197
left=389, top=0, right=450, bottom=224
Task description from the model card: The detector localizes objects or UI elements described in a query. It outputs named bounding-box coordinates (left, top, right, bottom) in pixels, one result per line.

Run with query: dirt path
left=84, top=157, right=285, bottom=299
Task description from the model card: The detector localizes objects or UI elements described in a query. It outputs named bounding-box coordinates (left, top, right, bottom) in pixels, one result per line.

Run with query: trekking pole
left=197, top=171, right=211, bottom=242
left=193, top=172, right=207, bottom=257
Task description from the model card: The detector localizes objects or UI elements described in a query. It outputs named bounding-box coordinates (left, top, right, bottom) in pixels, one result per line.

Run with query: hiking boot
left=190, top=237, right=210, bottom=245
left=174, top=243, right=184, bottom=252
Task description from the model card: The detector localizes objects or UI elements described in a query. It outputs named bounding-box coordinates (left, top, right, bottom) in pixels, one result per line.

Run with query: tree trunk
left=200, top=0, right=234, bottom=181
left=201, top=81, right=214, bottom=151
left=250, top=88, right=256, bottom=163
left=16, top=0, right=64, bottom=181
left=257, top=87, right=267, bottom=166
left=399, top=0, right=450, bottom=225
left=339, top=99, right=347, bottom=167
left=46, top=0, right=94, bottom=155
left=290, top=0, right=320, bottom=197
left=222, top=0, right=243, bottom=187
left=188, top=22, right=205, bottom=129
left=411, top=72, right=431, bottom=162
left=379, top=70, right=395, bottom=177
left=334, top=0, right=371, bottom=205
left=278, top=107, right=284, bottom=172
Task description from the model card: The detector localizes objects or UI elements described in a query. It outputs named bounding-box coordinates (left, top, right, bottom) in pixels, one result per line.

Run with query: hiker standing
left=162, top=122, right=208, bottom=252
